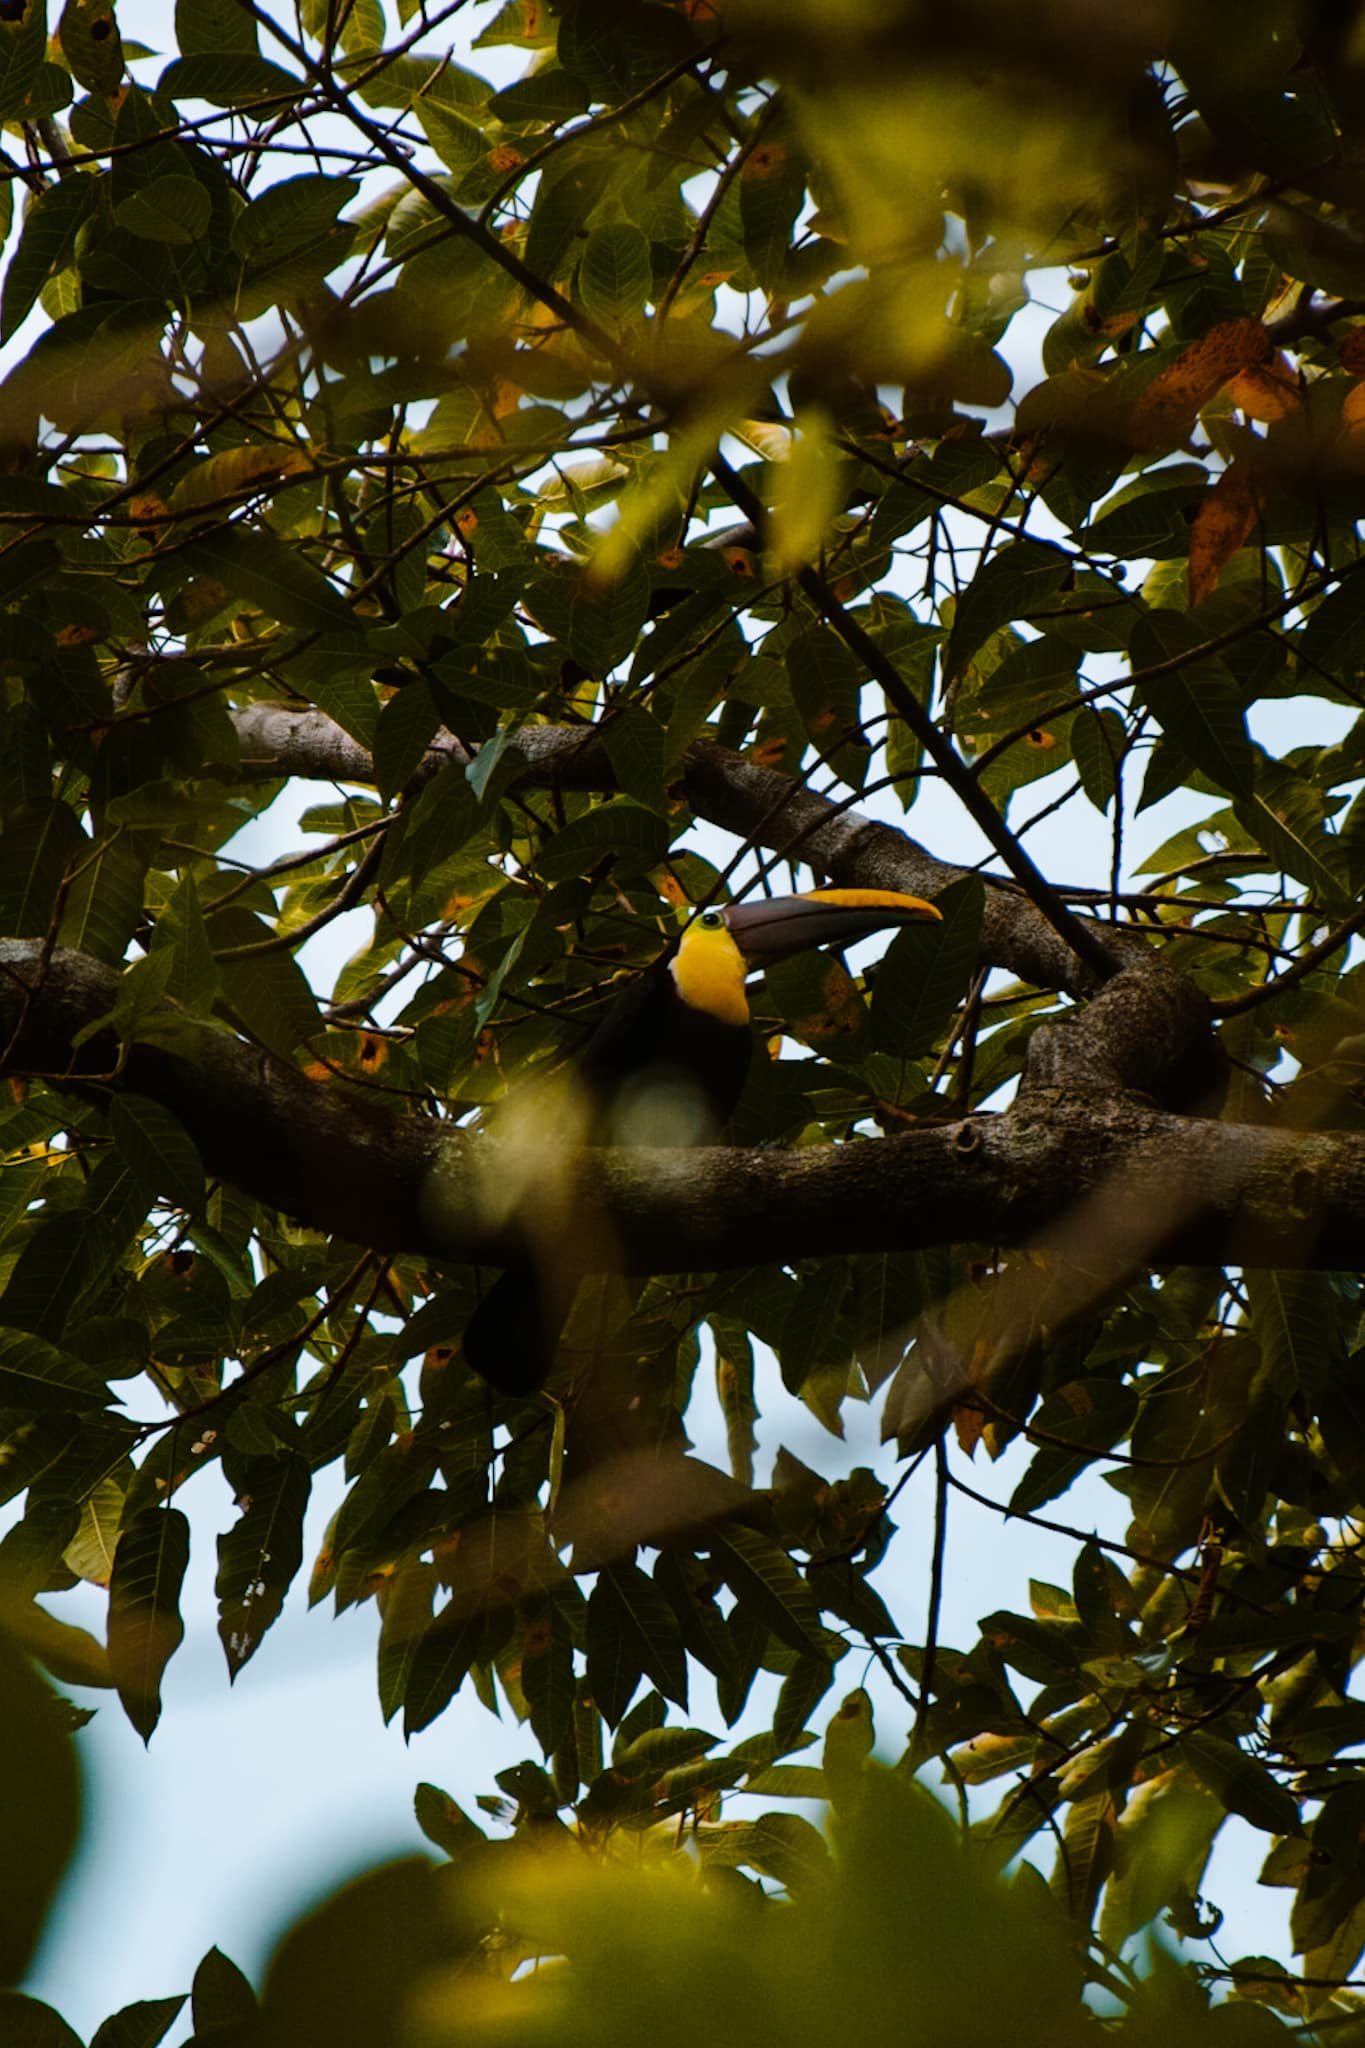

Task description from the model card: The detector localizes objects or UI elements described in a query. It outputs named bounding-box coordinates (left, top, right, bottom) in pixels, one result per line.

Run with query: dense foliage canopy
left=10, top=0, right=1365, bottom=2038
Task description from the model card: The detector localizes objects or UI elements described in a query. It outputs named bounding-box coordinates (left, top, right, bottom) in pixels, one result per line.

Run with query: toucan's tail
left=462, top=1258, right=568, bottom=1397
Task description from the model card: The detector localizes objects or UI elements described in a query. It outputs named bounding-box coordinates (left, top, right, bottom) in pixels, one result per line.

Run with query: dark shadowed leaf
left=587, top=1559, right=687, bottom=1723
left=0, top=1626, right=80, bottom=1988
left=869, top=876, right=984, bottom=1057
left=89, top=1995, right=188, bottom=2048
left=108, top=1507, right=190, bottom=1743
left=216, top=1454, right=310, bottom=1679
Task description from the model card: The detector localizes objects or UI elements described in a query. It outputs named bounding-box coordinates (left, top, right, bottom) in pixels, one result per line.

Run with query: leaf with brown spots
left=1188, top=458, right=1262, bottom=608
left=1131, top=318, right=1270, bottom=451
left=1341, top=328, right=1365, bottom=375
left=1226, top=353, right=1300, bottom=422
left=765, top=949, right=868, bottom=1057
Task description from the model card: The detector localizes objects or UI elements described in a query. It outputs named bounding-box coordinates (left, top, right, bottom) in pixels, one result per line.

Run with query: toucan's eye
left=698, top=908, right=726, bottom=930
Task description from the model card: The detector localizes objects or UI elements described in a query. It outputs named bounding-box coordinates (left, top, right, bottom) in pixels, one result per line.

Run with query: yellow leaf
left=169, top=444, right=308, bottom=515
left=769, top=405, right=842, bottom=574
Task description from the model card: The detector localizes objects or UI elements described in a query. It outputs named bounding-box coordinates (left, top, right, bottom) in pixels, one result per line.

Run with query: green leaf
left=578, top=221, right=651, bottom=330
left=1008, top=1381, right=1139, bottom=1518
left=739, top=148, right=805, bottom=292
left=490, top=67, right=588, bottom=122
left=709, top=1526, right=828, bottom=1659
left=1050, top=1786, right=1116, bottom=1923
left=190, top=1946, right=258, bottom=2037
left=89, top=1995, right=187, bottom=2048
left=601, top=707, right=667, bottom=813
left=110, top=1094, right=206, bottom=1216
left=159, top=52, right=302, bottom=109
left=108, top=1507, right=190, bottom=1743
left=1299, top=565, right=1365, bottom=688
left=0, top=1214, right=93, bottom=1341
left=56, top=831, right=148, bottom=965
left=822, top=1688, right=874, bottom=1814
left=147, top=868, right=219, bottom=1014
left=58, top=0, right=125, bottom=92
left=956, top=633, right=1078, bottom=734
left=587, top=1558, right=687, bottom=1724
left=114, top=175, right=212, bottom=246
left=523, top=150, right=615, bottom=287
left=786, top=626, right=867, bottom=787
left=377, top=1562, right=434, bottom=1726
left=216, top=1453, right=310, bottom=1679
left=2, top=178, right=96, bottom=342
left=210, top=908, right=322, bottom=1057
left=0, top=1329, right=109, bottom=1412
left=373, top=681, right=441, bottom=801
left=63, top=1476, right=123, bottom=1587
left=0, top=1624, right=81, bottom=1987
left=525, top=554, right=652, bottom=677
left=1132, top=612, right=1256, bottom=800
left=0, top=0, right=49, bottom=122
left=1099, top=1776, right=1222, bottom=1953
left=0, top=1994, right=83, bottom=2047
left=945, top=540, right=1071, bottom=684
left=1180, top=1729, right=1303, bottom=1837
left=1070, top=706, right=1125, bottom=813
left=403, top=1603, right=486, bottom=1735
left=231, top=174, right=359, bottom=263
left=1233, top=763, right=1348, bottom=906
left=536, top=796, right=670, bottom=881
left=1245, top=1269, right=1334, bottom=1402
left=413, top=1781, right=486, bottom=1859
left=182, top=529, right=355, bottom=635
left=703, top=1808, right=832, bottom=1890
left=614, top=1724, right=718, bottom=1776
left=869, top=875, right=984, bottom=1058
left=0, top=801, right=85, bottom=937
left=522, top=1599, right=577, bottom=1757
left=175, top=0, right=257, bottom=54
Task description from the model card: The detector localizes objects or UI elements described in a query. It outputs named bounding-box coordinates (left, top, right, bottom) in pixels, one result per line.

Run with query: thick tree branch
left=228, top=706, right=1137, bottom=999
left=1018, top=957, right=1227, bottom=1116
left=0, top=942, right=1349, bottom=1278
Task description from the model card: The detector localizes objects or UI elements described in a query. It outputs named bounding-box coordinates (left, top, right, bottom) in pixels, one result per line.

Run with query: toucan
left=462, top=887, right=943, bottom=1395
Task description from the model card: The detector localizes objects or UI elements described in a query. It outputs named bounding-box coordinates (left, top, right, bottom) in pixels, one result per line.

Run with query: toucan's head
left=672, top=887, right=943, bottom=1027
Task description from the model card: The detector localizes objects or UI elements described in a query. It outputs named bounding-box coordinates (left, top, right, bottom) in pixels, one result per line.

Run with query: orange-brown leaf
left=1131, top=318, right=1270, bottom=450
left=1188, top=459, right=1262, bottom=608
left=1226, top=352, right=1300, bottom=422
left=1341, top=328, right=1365, bottom=375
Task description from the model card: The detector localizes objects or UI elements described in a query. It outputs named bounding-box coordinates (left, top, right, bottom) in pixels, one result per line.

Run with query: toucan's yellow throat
left=669, top=910, right=749, bottom=1028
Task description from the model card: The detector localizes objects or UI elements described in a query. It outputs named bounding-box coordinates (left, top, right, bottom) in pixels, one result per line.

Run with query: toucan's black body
left=573, top=962, right=754, bottom=1129
left=462, top=888, right=942, bottom=1396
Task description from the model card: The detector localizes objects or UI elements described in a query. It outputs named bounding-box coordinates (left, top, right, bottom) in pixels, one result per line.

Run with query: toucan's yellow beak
left=721, top=887, right=942, bottom=963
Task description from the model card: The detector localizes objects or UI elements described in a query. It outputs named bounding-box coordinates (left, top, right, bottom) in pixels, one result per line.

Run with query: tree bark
left=0, top=941, right=1352, bottom=1279
left=228, top=705, right=1141, bottom=998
